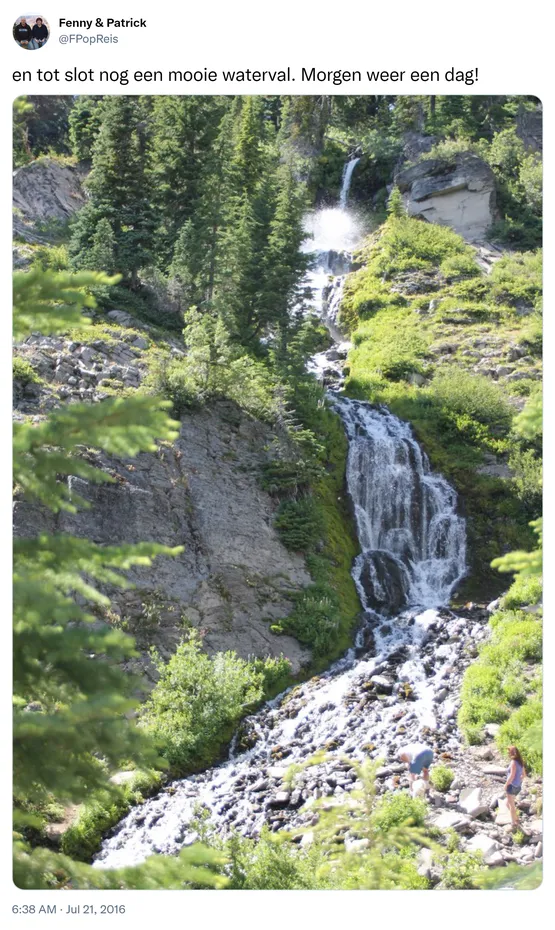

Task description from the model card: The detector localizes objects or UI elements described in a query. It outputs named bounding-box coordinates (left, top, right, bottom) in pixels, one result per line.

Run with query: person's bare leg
left=422, top=767, right=430, bottom=791
left=506, top=793, right=519, bottom=826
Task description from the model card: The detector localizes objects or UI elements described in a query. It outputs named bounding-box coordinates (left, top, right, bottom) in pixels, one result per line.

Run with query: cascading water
left=95, top=159, right=471, bottom=871
left=338, top=400, right=466, bottom=615
left=304, top=156, right=361, bottom=384
left=339, top=156, right=360, bottom=209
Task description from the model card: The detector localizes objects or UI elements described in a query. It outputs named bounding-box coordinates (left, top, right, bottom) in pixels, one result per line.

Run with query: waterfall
left=303, top=156, right=362, bottom=384
left=339, top=156, right=360, bottom=209
left=94, top=158, right=471, bottom=871
left=336, top=399, right=466, bottom=614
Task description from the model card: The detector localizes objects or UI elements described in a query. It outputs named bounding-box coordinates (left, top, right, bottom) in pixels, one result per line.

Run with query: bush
left=440, top=850, right=486, bottom=889
left=140, top=633, right=271, bottom=773
left=428, top=369, right=513, bottom=431
left=489, top=251, right=542, bottom=307
left=274, top=584, right=341, bottom=656
left=496, top=699, right=543, bottom=772
left=226, top=828, right=325, bottom=890
left=371, top=792, right=428, bottom=834
left=30, top=244, right=69, bottom=272
left=430, top=764, right=455, bottom=792
left=13, top=356, right=41, bottom=386
left=440, top=252, right=482, bottom=280
left=274, top=497, right=323, bottom=552
left=502, top=574, right=542, bottom=610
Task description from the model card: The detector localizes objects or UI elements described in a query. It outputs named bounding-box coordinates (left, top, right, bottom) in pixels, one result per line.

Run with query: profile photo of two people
left=13, top=14, right=50, bottom=49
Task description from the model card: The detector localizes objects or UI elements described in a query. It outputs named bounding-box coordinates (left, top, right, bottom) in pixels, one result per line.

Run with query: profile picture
left=13, top=14, right=50, bottom=49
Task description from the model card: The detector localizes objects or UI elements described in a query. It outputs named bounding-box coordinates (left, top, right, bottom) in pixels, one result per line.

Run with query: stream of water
left=95, top=158, right=470, bottom=870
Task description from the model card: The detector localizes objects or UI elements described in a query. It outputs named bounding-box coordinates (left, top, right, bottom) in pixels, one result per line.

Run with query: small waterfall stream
left=95, top=158, right=471, bottom=871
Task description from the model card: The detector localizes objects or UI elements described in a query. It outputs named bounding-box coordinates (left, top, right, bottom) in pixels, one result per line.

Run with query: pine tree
left=387, top=185, right=406, bottom=218
left=68, top=95, right=104, bottom=161
left=149, top=96, right=228, bottom=267
left=69, top=97, right=154, bottom=287
left=260, top=165, right=309, bottom=351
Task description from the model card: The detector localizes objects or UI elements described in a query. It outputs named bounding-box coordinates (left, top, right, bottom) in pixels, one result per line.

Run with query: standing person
left=505, top=745, right=526, bottom=828
left=13, top=17, right=32, bottom=48
left=31, top=18, right=48, bottom=48
left=399, top=742, right=434, bottom=791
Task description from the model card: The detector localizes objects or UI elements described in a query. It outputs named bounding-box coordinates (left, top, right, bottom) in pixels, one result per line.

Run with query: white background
left=2, top=0, right=552, bottom=924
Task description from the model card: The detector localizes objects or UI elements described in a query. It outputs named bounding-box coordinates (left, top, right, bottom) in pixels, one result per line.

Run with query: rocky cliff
left=14, top=395, right=312, bottom=679
left=396, top=153, right=497, bottom=241
left=13, top=157, right=87, bottom=243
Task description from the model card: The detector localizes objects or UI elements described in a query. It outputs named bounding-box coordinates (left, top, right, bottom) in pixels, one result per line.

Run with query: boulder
left=395, top=152, right=497, bottom=241
left=466, top=833, right=500, bottom=858
left=417, top=846, right=434, bottom=879
left=459, top=787, right=488, bottom=819
left=434, top=811, right=471, bottom=831
left=483, top=765, right=506, bottom=776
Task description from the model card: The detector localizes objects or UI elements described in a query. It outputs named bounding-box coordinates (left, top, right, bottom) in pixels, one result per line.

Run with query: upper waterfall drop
left=339, top=156, right=360, bottom=209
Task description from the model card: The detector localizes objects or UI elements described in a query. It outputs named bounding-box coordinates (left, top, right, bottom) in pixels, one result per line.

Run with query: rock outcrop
left=395, top=153, right=497, bottom=241
left=13, top=157, right=87, bottom=242
left=13, top=394, right=313, bottom=678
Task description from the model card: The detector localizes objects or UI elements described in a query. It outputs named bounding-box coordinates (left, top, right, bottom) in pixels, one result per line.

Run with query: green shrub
left=371, top=792, right=428, bottom=834
left=440, top=252, right=482, bottom=280
left=372, top=853, right=430, bottom=889
left=428, top=369, right=513, bottom=431
left=30, top=244, right=69, bottom=272
left=274, top=497, right=323, bottom=552
left=440, top=850, right=486, bottom=889
left=502, top=574, right=542, bottom=610
left=445, top=828, right=461, bottom=852
left=140, top=633, right=271, bottom=773
left=496, top=699, right=543, bottom=772
left=430, top=764, right=455, bottom=792
left=13, top=356, right=41, bottom=386
left=274, top=584, right=341, bottom=656
left=489, top=251, right=542, bottom=307
left=349, top=308, right=430, bottom=382
left=226, top=828, right=326, bottom=890
left=509, top=446, right=542, bottom=514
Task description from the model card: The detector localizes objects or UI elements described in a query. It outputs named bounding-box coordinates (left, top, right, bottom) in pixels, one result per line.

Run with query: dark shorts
left=507, top=784, right=521, bottom=796
left=409, top=749, right=434, bottom=774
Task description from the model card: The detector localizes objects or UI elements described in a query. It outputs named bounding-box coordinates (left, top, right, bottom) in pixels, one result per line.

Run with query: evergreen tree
left=261, top=165, right=309, bottom=350
left=149, top=96, right=228, bottom=267
left=69, top=97, right=154, bottom=287
left=387, top=185, right=406, bottom=218
left=68, top=95, right=104, bottom=161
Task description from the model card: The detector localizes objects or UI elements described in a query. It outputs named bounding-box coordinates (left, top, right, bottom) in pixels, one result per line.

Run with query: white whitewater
left=337, top=399, right=466, bottom=615
left=95, top=159, right=468, bottom=870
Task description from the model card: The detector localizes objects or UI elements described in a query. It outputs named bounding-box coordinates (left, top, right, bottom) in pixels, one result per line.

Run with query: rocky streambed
left=95, top=600, right=542, bottom=878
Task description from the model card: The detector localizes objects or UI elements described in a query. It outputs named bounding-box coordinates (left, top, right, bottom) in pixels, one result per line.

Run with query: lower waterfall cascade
left=95, top=159, right=485, bottom=871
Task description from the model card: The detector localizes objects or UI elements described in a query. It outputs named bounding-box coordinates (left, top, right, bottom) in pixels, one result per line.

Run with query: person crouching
left=399, top=742, right=434, bottom=793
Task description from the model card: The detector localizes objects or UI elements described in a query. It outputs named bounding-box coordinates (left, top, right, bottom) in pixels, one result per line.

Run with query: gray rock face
left=395, top=153, right=497, bottom=241
left=13, top=158, right=87, bottom=242
left=13, top=401, right=312, bottom=677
